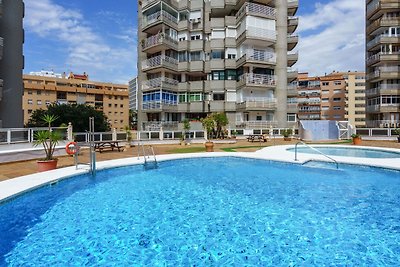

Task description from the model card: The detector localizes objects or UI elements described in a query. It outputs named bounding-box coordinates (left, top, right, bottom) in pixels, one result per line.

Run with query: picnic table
left=247, top=134, right=269, bottom=142
left=94, top=141, right=123, bottom=153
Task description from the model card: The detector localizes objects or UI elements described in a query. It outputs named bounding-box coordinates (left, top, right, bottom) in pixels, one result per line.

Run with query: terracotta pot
left=205, top=141, right=214, bottom=152
left=352, top=137, right=362, bottom=145
left=37, top=159, right=58, bottom=172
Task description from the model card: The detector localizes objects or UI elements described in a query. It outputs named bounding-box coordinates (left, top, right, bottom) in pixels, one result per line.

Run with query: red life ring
left=65, top=142, right=79, bottom=155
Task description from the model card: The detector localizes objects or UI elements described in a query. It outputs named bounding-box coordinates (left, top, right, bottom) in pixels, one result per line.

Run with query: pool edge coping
left=1, top=145, right=400, bottom=203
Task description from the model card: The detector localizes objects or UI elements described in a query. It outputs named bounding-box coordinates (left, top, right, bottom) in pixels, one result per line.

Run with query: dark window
left=213, top=93, right=225, bottom=101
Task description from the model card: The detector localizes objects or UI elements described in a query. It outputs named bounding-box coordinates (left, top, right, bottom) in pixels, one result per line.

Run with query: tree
left=201, top=112, right=229, bottom=139
left=26, top=104, right=110, bottom=132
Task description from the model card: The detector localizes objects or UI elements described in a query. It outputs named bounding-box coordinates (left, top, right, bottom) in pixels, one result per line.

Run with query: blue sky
left=24, top=0, right=364, bottom=84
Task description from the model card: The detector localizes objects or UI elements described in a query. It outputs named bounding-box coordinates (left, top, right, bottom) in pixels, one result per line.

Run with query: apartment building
left=342, top=71, right=366, bottom=128
left=296, top=73, right=321, bottom=120
left=137, top=0, right=299, bottom=130
left=320, top=73, right=347, bottom=121
left=129, top=77, right=138, bottom=111
left=23, top=72, right=129, bottom=130
left=295, top=71, right=365, bottom=127
left=366, top=0, right=400, bottom=128
left=0, top=0, right=24, bottom=128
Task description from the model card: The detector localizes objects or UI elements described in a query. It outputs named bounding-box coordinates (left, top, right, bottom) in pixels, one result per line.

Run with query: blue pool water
left=1, top=157, right=400, bottom=265
left=287, top=146, right=400, bottom=158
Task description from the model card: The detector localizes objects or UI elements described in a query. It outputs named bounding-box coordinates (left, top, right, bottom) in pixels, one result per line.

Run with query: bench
left=247, top=134, right=269, bottom=143
left=94, top=141, right=123, bottom=153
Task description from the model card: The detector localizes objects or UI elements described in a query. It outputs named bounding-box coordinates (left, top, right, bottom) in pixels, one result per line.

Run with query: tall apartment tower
left=0, top=0, right=24, bottom=128
left=366, top=0, right=400, bottom=128
left=129, top=77, right=138, bottom=111
left=137, top=0, right=298, bottom=131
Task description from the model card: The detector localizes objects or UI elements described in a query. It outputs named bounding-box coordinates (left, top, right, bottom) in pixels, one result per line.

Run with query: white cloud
left=296, top=0, right=365, bottom=76
left=24, top=0, right=136, bottom=83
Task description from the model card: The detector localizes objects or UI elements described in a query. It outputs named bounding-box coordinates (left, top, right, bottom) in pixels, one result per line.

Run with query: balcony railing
left=236, top=121, right=278, bottom=129
left=237, top=52, right=276, bottom=64
left=366, top=0, right=379, bottom=16
left=237, top=98, right=277, bottom=109
left=238, top=26, right=276, bottom=41
left=142, top=55, right=178, bottom=70
left=236, top=2, right=276, bottom=21
left=142, top=121, right=179, bottom=131
left=142, top=33, right=178, bottom=50
left=238, top=73, right=276, bottom=86
left=143, top=77, right=179, bottom=89
left=143, top=10, right=178, bottom=28
left=142, top=99, right=178, bottom=110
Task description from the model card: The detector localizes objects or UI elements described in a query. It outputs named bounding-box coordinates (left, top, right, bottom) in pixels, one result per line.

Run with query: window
left=27, top=90, right=32, bottom=95
left=189, top=92, right=203, bottom=102
left=287, top=113, right=296, bottom=122
left=333, top=97, right=341, bottom=102
left=256, top=116, right=262, bottom=121
left=37, top=90, right=42, bottom=95
left=226, top=70, right=236, bottom=80
left=322, top=82, right=329, bottom=86
left=190, top=34, right=201, bottom=40
left=212, top=70, right=225, bottom=80
left=333, top=106, right=341, bottom=110
left=213, top=93, right=225, bottom=101
left=28, top=109, right=33, bottom=114
left=190, top=51, right=202, bottom=61
left=45, top=100, right=51, bottom=106
left=227, top=54, right=236, bottom=59
left=322, top=90, right=329, bottom=94
left=321, top=98, right=329, bottom=102
left=108, top=103, right=112, bottom=107
left=37, top=100, right=42, bottom=105
left=179, top=51, right=187, bottom=62
left=355, top=83, right=365, bottom=87
left=211, top=50, right=224, bottom=59
left=179, top=93, right=187, bottom=103
left=120, top=104, right=124, bottom=108
left=334, top=81, right=342, bottom=86
left=27, top=99, right=33, bottom=104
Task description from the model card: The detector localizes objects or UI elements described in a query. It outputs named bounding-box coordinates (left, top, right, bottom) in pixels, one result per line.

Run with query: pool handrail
left=294, top=141, right=339, bottom=169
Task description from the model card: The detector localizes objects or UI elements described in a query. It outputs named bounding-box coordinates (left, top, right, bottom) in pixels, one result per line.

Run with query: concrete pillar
left=112, top=128, right=117, bottom=141
left=275, top=0, right=288, bottom=128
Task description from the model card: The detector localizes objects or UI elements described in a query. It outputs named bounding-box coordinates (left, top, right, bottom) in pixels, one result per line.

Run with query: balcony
left=237, top=26, right=276, bottom=46
left=142, top=55, right=178, bottom=72
left=367, top=17, right=400, bottom=35
left=366, top=84, right=400, bottom=96
left=238, top=73, right=276, bottom=88
left=367, top=34, right=400, bottom=51
left=287, top=0, right=299, bottom=16
left=236, top=2, right=276, bottom=22
left=236, top=52, right=276, bottom=68
left=366, top=104, right=400, bottom=113
left=142, top=99, right=178, bottom=111
left=141, top=0, right=159, bottom=9
left=287, top=34, right=299, bottom=50
left=142, top=77, right=179, bottom=91
left=0, top=37, right=3, bottom=60
left=287, top=67, right=298, bottom=81
left=368, top=66, right=400, bottom=81
left=287, top=51, right=298, bottom=66
left=288, top=16, right=299, bottom=34
left=237, top=98, right=277, bottom=111
left=236, top=120, right=278, bottom=129
left=142, top=10, right=178, bottom=31
left=367, top=0, right=400, bottom=20
left=142, top=121, right=179, bottom=131
left=142, top=33, right=178, bottom=53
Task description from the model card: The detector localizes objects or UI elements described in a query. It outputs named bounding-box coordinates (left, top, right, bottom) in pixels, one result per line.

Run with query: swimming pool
left=1, top=157, right=400, bottom=265
left=287, top=146, right=400, bottom=158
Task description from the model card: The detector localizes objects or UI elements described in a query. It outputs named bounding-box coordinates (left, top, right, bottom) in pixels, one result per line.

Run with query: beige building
left=366, top=0, right=400, bottom=128
left=137, top=0, right=299, bottom=130
left=295, top=71, right=365, bottom=127
left=23, top=72, right=129, bottom=130
left=341, top=71, right=366, bottom=128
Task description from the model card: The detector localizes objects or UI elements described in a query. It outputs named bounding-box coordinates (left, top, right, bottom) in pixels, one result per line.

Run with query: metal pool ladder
left=294, top=141, right=339, bottom=169
left=137, top=142, right=158, bottom=168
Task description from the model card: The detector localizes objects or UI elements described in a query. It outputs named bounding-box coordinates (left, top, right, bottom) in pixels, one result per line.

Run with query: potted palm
left=394, top=128, right=400, bottom=143
left=351, top=133, right=362, bottom=145
left=201, top=115, right=215, bottom=152
left=124, top=125, right=133, bottom=149
left=281, top=128, right=293, bottom=141
left=33, top=114, right=63, bottom=172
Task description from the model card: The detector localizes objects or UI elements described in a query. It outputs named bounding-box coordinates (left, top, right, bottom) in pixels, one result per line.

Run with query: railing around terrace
left=142, top=33, right=178, bottom=50
left=0, top=127, right=68, bottom=145
left=238, top=52, right=276, bottom=64
left=239, top=73, right=276, bottom=86
left=143, top=10, right=178, bottom=28
left=236, top=2, right=276, bottom=21
left=143, top=77, right=179, bottom=90
left=142, top=99, right=178, bottom=110
left=237, top=98, right=277, bottom=109
left=142, top=55, right=178, bottom=70
left=366, top=0, right=379, bottom=16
